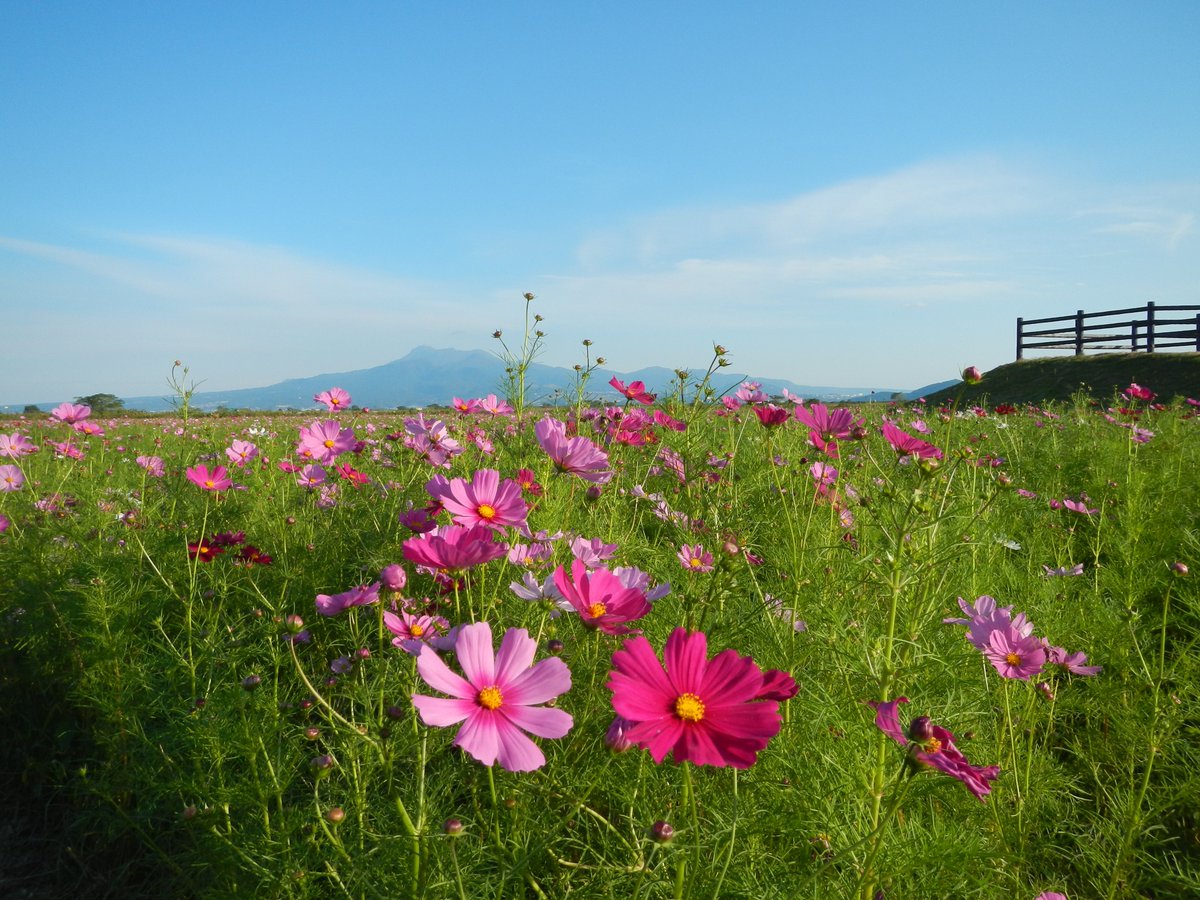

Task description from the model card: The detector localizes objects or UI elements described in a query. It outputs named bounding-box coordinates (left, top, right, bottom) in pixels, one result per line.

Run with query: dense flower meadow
left=1, top=364, right=1198, bottom=899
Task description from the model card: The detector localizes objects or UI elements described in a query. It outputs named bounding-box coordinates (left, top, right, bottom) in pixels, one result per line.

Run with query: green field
left=2, top=369, right=1198, bottom=899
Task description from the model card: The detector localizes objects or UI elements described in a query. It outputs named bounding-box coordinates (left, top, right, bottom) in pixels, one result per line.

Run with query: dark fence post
left=1132, top=320, right=1141, bottom=351
left=1146, top=301, right=1156, bottom=353
left=1016, top=318, right=1024, bottom=360
left=1195, top=313, right=1200, bottom=352
left=1075, top=309, right=1085, bottom=355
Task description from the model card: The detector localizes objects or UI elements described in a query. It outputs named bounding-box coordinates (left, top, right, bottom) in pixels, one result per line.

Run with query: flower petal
left=662, top=628, right=708, bottom=695
left=493, top=627, right=537, bottom=687
left=454, top=621, right=496, bottom=687
left=453, top=708, right=500, bottom=767
left=504, top=656, right=571, bottom=706
left=411, top=694, right=475, bottom=727
left=415, top=644, right=474, bottom=699
left=502, top=704, right=573, bottom=740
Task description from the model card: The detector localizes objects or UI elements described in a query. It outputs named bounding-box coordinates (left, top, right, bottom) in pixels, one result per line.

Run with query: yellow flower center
left=587, top=602, right=607, bottom=618
left=409, top=624, right=424, bottom=637
left=204, top=480, right=215, bottom=488
left=688, top=557, right=703, bottom=568
left=674, top=692, right=705, bottom=722
left=1005, top=652, right=1022, bottom=667
left=477, top=504, right=497, bottom=520
left=477, top=685, right=503, bottom=710
left=925, top=736, right=943, bottom=754
left=324, top=439, right=335, bottom=449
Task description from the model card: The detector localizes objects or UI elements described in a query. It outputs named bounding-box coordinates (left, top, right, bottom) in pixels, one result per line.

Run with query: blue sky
left=2, top=2, right=1197, bottom=405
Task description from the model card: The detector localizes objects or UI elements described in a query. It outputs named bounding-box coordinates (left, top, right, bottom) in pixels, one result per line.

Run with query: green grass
left=1, top=380, right=1198, bottom=899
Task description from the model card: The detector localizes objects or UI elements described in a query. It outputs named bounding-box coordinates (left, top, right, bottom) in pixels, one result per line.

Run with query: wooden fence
left=1016, top=303, right=1200, bottom=360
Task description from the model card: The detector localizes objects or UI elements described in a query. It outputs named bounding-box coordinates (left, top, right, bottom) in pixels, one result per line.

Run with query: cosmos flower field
left=1, top=365, right=1198, bottom=899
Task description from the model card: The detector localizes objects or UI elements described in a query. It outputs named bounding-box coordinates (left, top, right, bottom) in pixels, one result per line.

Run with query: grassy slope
left=924, top=352, right=1200, bottom=405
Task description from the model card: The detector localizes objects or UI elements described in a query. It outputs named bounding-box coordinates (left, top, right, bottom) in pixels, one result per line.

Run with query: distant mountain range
left=10, top=346, right=951, bottom=412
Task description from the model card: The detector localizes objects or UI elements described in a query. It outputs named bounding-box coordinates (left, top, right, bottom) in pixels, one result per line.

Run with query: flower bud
left=325, top=807, right=345, bottom=824
left=650, top=820, right=675, bottom=843
left=1172, top=561, right=1189, bottom=576
left=961, top=365, right=982, bottom=385
left=443, top=817, right=464, bottom=836
left=604, top=716, right=635, bottom=753
left=906, top=715, right=933, bottom=743
left=584, top=485, right=603, bottom=501
left=241, top=674, right=261, bottom=691
left=380, top=563, right=407, bottom=591
left=546, top=639, right=564, bottom=654
left=304, top=726, right=321, bottom=741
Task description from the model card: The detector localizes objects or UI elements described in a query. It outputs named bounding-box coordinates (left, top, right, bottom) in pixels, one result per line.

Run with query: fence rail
left=1016, top=303, right=1200, bottom=360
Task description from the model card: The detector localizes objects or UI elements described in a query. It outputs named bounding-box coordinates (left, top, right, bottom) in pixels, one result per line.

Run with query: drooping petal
left=415, top=644, right=474, bottom=699
left=501, top=704, right=573, bottom=740
left=493, top=719, right=546, bottom=772
left=452, top=708, right=501, bottom=767
left=869, top=697, right=909, bottom=746
left=411, top=694, right=476, bottom=727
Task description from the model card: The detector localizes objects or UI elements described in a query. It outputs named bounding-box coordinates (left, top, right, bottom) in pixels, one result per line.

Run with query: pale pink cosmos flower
left=297, top=420, right=356, bottom=465
left=451, top=397, right=481, bottom=414
left=1042, top=563, right=1084, bottom=577
left=136, top=455, right=165, bottom=477
left=185, top=464, right=233, bottom=492
left=315, top=583, right=380, bottom=616
left=73, top=420, right=104, bottom=437
left=0, top=464, right=26, bottom=492
left=50, top=402, right=91, bottom=424
left=677, top=544, right=714, bottom=573
left=383, top=609, right=449, bottom=654
left=314, top=387, right=351, bottom=411
left=983, top=625, right=1047, bottom=680
left=1061, top=497, right=1097, bottom=515
left=403, top=414, right=463, bottom=468
left=0, top=512, right=9, bottom=533
left=1045, top=646, right=1102, bottom=676
left=225, top=439, right=258, bottom=467
left=510, top=571, right=565, bottom=605
left=735, top=382, right=769, bottom=404
left=535, top=416, right=612, bottom=484
left=297, top=464, right=327, bottom=488
left=476, top=394, right=514, bottom=417
left=570, top=535, right=619, bottom=568
left=411, top=621, right=573, bottom=772
left=0, top=433, right=37, bottom=458
left=425, top=469, right=528, bottom=531
left=613, top=565, right=671, bottom=601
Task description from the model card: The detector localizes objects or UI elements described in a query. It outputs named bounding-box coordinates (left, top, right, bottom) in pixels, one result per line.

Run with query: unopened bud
left=650, top=820, right=674, bottom=843
left=325, top=807, right=345, bottom=824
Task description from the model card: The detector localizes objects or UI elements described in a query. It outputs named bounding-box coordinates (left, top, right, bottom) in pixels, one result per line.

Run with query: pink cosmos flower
left=870, top=697, right=1000, bottom=801
left=297, top=464, right=327, bottom=488
left=0, top=433, right=37, bottom=457
left=314, top=583, right=381, bottom=617
left=225, top=440, right=258, bottom=467
left=735, top=382, right=769, bottom=404
left=384, top=609, right=449, bottom=654
left=314, top=387, right=351, bottom=411
left=451, top=396, right=481, bottom=414
left=608, top=628, right=796, bottom=768
left=402, top=524, right=508, bottom=571
left=613, top=565, right=671, bottom=601
left=411, top=621, right=573, bottom=772
left=982, top=625, right=1047, bottom=680
left=73, top=420, right=104, bottom=437
left=535, top=416, right=612, bottom=484
left=297, top=420, right=356, bottom=465
left=569, top=535, right=619, bottom=568
left=1045, top=646, right=1102, bottom=676
left=0, top=464, right=25, bottom=492
left=793, top=403, right=864, bottom=457
left=1042, top=563, right=1084, bottom=577
left=1060, top=497, right=1098, bottom=515
left=185, top=464, right=233, bottom=492
left=609, top=376, right=657, bottom=405
left=136, top=455, right=165, bottom=477
left=0, top=512, right=9, bottom=534
left=1033, top=893, right=1067, bottom=900
left=554, top=560, right=652, bottom=635
left=403, top=414, right=463, bottom=468
left=677, top=544, right=714, bottom=573
left=476, top=394, right=514, bottom=417
left=50, top=402, right=91, bottom=424
left=425, top=469, right=528, bottom=531
left=881, top=422, right=943, bottom=460
left=753, top=404, right=790, bottom=428
left=1123, top=383, right=1154, bottom=402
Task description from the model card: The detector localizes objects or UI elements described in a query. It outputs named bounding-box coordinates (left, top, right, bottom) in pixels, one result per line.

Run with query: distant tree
left=23, top=404, right=41, bottom=415
left=75, top=393, right=125, bottom=414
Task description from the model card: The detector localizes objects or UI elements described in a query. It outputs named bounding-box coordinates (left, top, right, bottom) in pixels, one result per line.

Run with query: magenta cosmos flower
left=870, top=697, right=1000, bottom=801
left=402, top=524, right=508, bottom=571
left=881, top=422, right=943, bottom=461
left=792, top=402, right=864, bottom=457
left=609, top=376, right=657, bottom=405
left=185, top=464, right=233, bottom=492
left=752, top=404, right=791, bottom=428
left=315, top=582, right=381, bottom=616
left=314, top=387, right=351, bottom=411
left=677, top=543, right=714, bottom=573
left=411, top=621, right=573, bottom=771
left=608, top=628, right=797, bottom=768
left=425, top=469, right=528, bottom=531
left=554, top=560, right=652, bottom=635
left=982, top=625, right=1047, bottom=680
left=535, top=416, right=612, bottom=484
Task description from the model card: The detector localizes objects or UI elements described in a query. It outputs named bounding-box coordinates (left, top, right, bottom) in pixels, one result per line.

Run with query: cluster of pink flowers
left=946, top=595, right=1101, bottom=681
left=403, top=414, right=463, bottom=468
left=187, top=531, right=271, bottom=565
